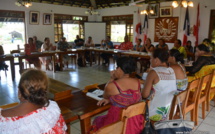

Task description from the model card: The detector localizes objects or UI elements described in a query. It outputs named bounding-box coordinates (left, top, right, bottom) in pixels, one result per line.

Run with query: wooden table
left=0, top=54, right=15, bottom=81
left=18, top=52, right=56, bottom=73
left=57, top=84, right=110, bottom=134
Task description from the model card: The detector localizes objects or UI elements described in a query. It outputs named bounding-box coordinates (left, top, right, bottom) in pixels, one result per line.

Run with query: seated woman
left=133, top=38, right=142, bottom=51
left=92, top=57, right=144, bottom=134
left=40, top=37, right=56, bottom=70
left=0, top=69, right=67, bottom=133
left=142, top=48, right=177, bottom=122
left=155, top=38, right=169, bottom=50
left=186, top=44, right=215, bottom=81
left=25, top=37, right=41, bottom=69
left=141, top=38, right=154, bottom=53
left=168, top=49, right=188, bottom=92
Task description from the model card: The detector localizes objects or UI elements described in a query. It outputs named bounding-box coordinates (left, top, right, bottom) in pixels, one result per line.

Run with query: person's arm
left=142, top=70, right=156, bottom=98
left=128, top=42, right=133, bottom=50
left=188, top=56, right=206, bottom=74
left=149, top=45, right=155, bottom=52
left=165, top=44, right=169, bottom=50
left=91, top=40, right=95, bottom=47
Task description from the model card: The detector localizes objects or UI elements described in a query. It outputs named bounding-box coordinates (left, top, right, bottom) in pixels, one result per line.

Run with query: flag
left=183, top=7, right=190, bottom=46
left=135, top=9, right=141, bottom=43
left=194, top=3, right=200, bottom=46
left=143, top=14, right=148, bottom=44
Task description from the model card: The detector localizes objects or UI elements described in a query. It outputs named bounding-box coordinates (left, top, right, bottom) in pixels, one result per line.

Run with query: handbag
left=154, top=97, right=194, bottom=134
left=141, top=101, right=156, bottom=134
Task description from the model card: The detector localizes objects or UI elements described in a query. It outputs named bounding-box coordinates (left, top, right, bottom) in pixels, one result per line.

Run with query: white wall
left=0, top=0, right=214, bottom=49
left=97, top=0, right=215, bottom=49
left=0, top=0, right=89, bottom=43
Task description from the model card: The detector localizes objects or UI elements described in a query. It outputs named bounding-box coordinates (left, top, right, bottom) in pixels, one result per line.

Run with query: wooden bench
left=49, top=78, right=80, bottom=101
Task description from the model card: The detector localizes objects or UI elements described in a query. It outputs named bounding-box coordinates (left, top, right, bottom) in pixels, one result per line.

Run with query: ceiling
left=30, top=0, right=173, bottom=9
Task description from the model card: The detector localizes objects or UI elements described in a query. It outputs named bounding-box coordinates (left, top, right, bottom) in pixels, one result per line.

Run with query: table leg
left=10, top=58, right=15, bottom=81
left=80, top=117, right=91, bottom=134
left=18, top=57, right=24, bottom=74
left=98, top=52, right=101, bottom=65
left=52, top=54, right=56, bottom=73
left=59, top=54, right=63, bottom=71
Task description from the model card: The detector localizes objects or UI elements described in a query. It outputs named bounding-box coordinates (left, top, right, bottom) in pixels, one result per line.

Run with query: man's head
left=174, top=39, right=181, bottom=48
left=106, top=36, right=110, bottom=41
left=61, top=37, right=66, bottom=42
left=124, top=35, right=129, bottom=42
left=76, top=35, right=80, bottom=39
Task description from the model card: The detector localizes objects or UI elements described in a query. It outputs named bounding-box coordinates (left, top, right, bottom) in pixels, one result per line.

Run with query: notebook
left=86, top=88, right=104, bottom=101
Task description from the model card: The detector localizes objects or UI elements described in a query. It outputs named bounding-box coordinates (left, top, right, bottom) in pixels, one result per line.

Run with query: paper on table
left=86, top=89, right=104, bottom=101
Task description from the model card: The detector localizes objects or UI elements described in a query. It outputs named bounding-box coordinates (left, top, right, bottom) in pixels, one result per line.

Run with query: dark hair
left=61, top=37, right=66, bottom=40
left=177, top=39, right=182, bottom=46
left=197, top=44, right=210, bottom=53
left=88, top=36, right=92, bottom=39
left=159, top=38, right=165, bottom=44
left=147, top=38, right=151, bottom=43
left=187, top=40, right=191, bottom=44
left=18, top=69, right=49, bottom=107
left=107, top=36, right=111, bottom=39
left=203, top=38, right=211, bottom=43
left=28, top=37, right=33, bottom=42
left=116, top=57, right=136, bottom=74
left=169, top=49, right=184, bottom=64
left=44, top=37, right=49, bottom=41
left=153, top=48, right=169, bottom=63
left=138, top=39, right=142, bottom=42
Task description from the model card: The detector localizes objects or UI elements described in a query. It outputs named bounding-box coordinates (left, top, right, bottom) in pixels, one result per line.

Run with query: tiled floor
left=0, top=61, right=215, bottom=134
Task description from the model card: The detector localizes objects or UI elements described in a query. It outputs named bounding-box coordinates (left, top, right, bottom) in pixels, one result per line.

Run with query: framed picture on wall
left=154, top=17, right=178, bottom=43
left=30, top=11, right=39, bottom=25
left=148, top=3, right=160, bottom=19
left=160, top=7, right=173, bottom=17
left=43, top=13, right=52, bottom=25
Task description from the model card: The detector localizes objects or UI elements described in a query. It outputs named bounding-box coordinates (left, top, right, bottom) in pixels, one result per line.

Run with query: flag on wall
left=183, top=7, right=190, bottom=46
left=143, top=14, right=148, bottom=44
left=135, top=9, right=141, bottom=43
left=194, top=3, right=200, bottom=46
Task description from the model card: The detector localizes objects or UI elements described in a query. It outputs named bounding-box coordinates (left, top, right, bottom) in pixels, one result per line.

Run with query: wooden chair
left=169, top=90, right=188, bottom=120
left=207, top=70, right=215, bottom=111
left=184, top=79, right=200, bottom=126
left=92, top=101, right=146, bottom=134
left=195, top=73, right=212, bottom=125
left=0, top=102, right=19, bottom=109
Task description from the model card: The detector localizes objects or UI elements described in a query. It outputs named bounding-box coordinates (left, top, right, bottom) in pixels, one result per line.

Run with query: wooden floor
left=0, top=61, right=215, bottom=134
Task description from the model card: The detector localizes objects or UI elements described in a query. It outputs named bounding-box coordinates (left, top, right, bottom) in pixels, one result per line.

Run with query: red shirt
left=119, top=41, right=133, bottom=50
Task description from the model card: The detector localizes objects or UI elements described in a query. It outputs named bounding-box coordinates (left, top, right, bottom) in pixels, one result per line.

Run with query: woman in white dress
left=40, top=37, right=56, bottom=70
left=142, top=48, right=177, bottom=122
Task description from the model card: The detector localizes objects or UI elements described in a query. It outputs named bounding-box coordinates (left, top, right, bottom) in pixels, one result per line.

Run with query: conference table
left=56, top=84, right=110, bottom=134
left=0, top=54, right=15, bottom=81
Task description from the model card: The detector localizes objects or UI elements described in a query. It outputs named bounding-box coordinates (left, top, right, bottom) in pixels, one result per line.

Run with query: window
left=111, top=24, right=126, bottom=42
left=0, top=10, right=25, bottom=54
left=54, top=14, right=87, bottom=43
left=103, top=15, right=133, bottom=42
left=63, top=24, right=79, bottom=42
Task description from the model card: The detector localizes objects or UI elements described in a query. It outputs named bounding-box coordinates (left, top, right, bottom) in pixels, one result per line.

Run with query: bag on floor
left=154, top=97, right=194, bottom=134
left=77, top=57, right=84, bottom=67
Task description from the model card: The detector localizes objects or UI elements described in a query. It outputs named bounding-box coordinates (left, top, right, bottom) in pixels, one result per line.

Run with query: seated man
left=85, top=36, right=95, bottom=62
left=118, top=35, right=133, bottom=50
left=74, top=35, right=84, bottom=48
left=100, top=36, right=114, bottom=65
left=57, top=37, right=69, bottom=67
left=172, top=39, right=187, bottom=59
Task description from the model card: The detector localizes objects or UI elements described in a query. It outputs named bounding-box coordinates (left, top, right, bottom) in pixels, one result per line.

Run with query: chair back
left=210, top=70, right=215, bottom=90
left=121, top=101, right=146, bottom=134
left=83, top=83, right=99, bottom=93
left=197, top=73, right=212, bottom=102
left=169, top=90, right=187, bottom=120
left=186, top=79, right=201, bottom=105
left=93, top=101, right=146, bottom=134
left=0, top=102, right=19, bottom=109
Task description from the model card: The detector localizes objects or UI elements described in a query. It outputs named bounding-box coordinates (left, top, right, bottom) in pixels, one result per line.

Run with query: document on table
left=86, top=89, right=104, bottom=101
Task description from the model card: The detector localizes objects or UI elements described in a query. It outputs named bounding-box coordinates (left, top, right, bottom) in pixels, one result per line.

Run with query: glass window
left=62, top=24, right=79, bottom=42
left=111, top=24, right=126, bottom=42
left=0, top=22, right=25, bottom=54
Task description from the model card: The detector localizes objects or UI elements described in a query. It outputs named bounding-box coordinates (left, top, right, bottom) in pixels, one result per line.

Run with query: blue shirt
left=102, top=41, right=114, bottom=49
